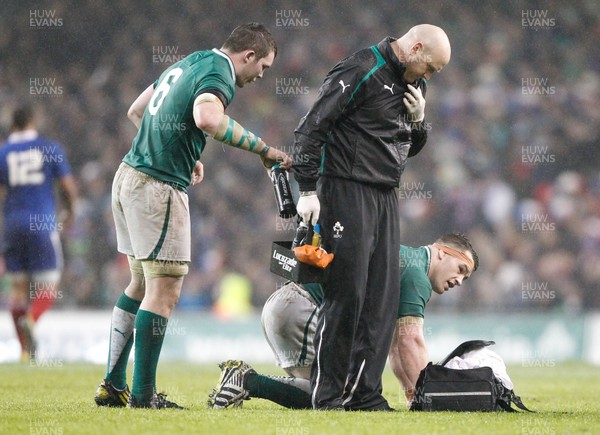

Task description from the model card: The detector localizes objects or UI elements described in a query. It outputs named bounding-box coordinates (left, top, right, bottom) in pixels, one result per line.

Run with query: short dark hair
left=222, top=23, right=277, bottom=59
left=435, top=233, right=479, bottom=271
left=11, top=106, right=34, bottom=130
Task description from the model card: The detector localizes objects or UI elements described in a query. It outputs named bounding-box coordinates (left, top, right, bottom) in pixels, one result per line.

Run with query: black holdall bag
left=410, top=340, right=534, bottom=412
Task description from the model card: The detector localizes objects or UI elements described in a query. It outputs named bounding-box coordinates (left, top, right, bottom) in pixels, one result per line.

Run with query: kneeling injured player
left=208, top=233, right=478, bottom=409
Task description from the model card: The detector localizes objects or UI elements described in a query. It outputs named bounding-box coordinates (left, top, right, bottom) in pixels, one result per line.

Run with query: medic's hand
left=403, top=84, right=426, bottom=123
left=297, top=192, right=320, bottom=226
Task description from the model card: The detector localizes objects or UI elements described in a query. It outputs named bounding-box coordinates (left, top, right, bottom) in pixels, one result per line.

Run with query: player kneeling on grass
left=208, top=233, right=478, bottom=410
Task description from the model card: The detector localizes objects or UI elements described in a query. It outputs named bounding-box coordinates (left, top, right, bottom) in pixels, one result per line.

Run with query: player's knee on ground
left=285, top=366, right=312, bottom=380
left=141, top=260, right=189, bottom=278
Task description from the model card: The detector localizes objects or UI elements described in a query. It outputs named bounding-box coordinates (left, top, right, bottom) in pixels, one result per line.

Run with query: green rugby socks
left=246, top=373, right=312, bottom=409
left=131, top=309, right=168, bottom=401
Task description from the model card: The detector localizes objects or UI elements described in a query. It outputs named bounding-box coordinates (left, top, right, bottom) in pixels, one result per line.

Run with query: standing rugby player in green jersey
left=95, top=23, right=291, bottom=409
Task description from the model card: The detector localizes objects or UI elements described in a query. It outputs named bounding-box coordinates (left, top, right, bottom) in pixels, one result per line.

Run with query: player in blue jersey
left=0, top=106, right=77, bottom=362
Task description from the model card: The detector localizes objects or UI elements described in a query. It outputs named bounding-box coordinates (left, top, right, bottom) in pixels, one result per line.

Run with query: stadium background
left=0, top=0, right=599, bottom=364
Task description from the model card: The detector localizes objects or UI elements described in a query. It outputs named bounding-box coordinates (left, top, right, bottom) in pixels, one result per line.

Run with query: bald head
left=394, top=24, right=451, bottom=83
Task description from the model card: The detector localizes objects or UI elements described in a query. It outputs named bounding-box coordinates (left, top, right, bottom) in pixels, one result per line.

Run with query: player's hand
left=59, top=209, right=74, bottom=234
left=406, top=388, right=415, bottom=410
left=297, top=193, right=320, bottom=226
left=191, top=160, right=204, bottom=186
left=403, top=84, right=426, bottom=123
left=261, top=147, right=292, bottom=170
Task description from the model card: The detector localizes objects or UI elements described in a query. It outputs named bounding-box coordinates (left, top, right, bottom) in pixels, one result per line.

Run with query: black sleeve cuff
left=295, top=179, right=318, bottom=192
left=202, top=89, right=229, bottom=108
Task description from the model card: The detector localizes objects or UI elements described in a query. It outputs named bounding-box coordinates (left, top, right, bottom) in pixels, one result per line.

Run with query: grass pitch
left=2, top=361, right=599, bottom=434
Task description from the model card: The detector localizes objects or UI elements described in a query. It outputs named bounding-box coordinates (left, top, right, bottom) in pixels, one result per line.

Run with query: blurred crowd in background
left=0, top=0, right=599, bottom=314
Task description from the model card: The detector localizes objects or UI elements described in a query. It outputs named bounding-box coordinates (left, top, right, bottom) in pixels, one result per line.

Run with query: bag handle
left=497, top=390, right=535, bottom=413
left=510, top=392, right=534, bottom=412
left=439, top=340, right=495, bottom=367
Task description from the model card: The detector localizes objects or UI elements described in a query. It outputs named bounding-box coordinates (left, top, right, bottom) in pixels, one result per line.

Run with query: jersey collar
left=376, top=37, right=406, bottom=80
left=212, top=48, right=236, bottom=82
left=423, top=245, right=431, bottom=275
left=8, top=129, right=38, bottom=143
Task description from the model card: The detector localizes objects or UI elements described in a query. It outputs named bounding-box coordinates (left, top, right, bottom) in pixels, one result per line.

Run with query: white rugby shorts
left=112, top=163, right=191, bottom=261
left=261, top=282, right=318, bottom=377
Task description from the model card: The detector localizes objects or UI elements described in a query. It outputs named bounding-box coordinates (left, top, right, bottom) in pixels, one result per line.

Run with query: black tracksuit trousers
left=310, top=176, right=400, bottom=410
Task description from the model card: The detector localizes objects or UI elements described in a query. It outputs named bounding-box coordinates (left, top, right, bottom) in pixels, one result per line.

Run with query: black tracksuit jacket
left=293, top=37, right=428, bottom=191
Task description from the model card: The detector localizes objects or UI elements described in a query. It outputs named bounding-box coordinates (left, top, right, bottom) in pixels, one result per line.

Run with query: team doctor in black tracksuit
left=293, top=24, right=451, bottom=411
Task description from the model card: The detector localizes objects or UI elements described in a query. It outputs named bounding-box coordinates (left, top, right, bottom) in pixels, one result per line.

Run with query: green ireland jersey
left=123, top=48, right=236, bottom=190
left=397, top=245, right=432, bottom=319
left=303, top=283, right=324, bottom=306
left=303, top=245, right=432, bottom=319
